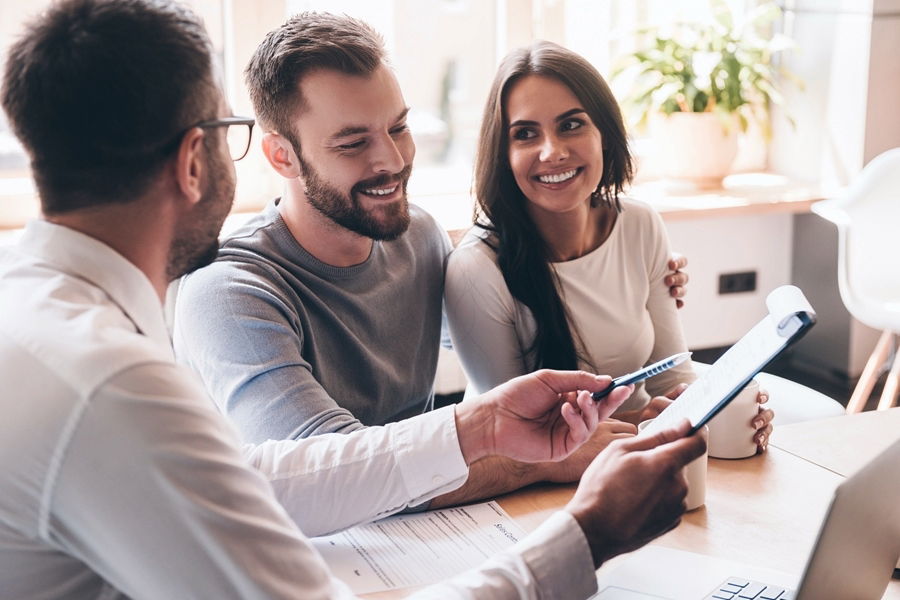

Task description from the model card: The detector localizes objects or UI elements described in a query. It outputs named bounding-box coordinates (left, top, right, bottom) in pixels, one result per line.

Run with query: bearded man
left=173, top=12, right=690, bottom=507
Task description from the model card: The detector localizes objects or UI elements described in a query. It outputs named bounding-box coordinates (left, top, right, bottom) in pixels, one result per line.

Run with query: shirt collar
left=18, top=220, right=174, bottom=355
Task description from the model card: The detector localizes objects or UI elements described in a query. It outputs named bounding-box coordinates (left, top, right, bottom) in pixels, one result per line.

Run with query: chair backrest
left=812, top=148, right=900, bottom=332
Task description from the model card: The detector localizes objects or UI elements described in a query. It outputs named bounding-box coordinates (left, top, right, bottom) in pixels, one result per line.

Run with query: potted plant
left=614, top=0, right=800, bottom=188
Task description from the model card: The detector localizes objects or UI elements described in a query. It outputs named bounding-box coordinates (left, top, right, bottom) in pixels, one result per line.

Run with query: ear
left=174, top=127, right=206, bottom=207
left=262, top=132, right=302, bottom=179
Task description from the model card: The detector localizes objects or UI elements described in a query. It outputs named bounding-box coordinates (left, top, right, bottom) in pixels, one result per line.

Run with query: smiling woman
left=446, top=41, right=687, bottom=417
left=505, top=76, right=607, bottom=252
left=445, top=39, right=774, bottom=443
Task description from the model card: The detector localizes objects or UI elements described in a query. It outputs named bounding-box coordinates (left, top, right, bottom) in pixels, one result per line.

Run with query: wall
left=770, top=0, right=900, bottom=379
left=665, top=214, right=794, bottom=349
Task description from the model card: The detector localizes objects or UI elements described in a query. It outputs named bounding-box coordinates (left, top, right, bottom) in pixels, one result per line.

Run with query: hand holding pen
left=592, top=352, right=692, bottom=401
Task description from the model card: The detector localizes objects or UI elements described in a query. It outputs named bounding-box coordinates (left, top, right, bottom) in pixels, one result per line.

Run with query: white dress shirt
left=0, top=220, right=597, bottom=599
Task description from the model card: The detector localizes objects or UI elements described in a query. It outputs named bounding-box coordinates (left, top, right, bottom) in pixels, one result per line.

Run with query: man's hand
left=666, top=252, right=689, bottom=309
left=540, top=419, right=637, bottom=484
left=455, top=370, right=633, bottom=465
left=565, top=420, right=707, bottom=568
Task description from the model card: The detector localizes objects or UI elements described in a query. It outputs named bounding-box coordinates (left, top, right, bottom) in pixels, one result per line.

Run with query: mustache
left=352, top=164, right=413, bottom=192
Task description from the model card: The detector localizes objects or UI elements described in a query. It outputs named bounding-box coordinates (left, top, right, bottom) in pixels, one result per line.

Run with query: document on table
left=311, top=501, right=526, bottom=594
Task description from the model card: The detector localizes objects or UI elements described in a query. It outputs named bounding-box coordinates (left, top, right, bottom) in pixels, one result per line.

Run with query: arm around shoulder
left=637, top=203, right=696, bottom=398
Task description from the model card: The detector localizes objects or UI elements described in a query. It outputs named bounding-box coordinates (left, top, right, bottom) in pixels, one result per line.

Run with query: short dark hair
left=1, top=0, right=218, bottom=214
left=473, top=41, right=634, bottom=371
left=245, top=12, right=385, bottom=150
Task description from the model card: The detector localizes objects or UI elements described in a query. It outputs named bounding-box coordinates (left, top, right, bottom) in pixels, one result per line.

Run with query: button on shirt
left=0, top=220, right=597, bottom=599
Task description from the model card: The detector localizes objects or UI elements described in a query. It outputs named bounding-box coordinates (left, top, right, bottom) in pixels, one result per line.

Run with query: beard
left=299, top=155, right=412, bottom=241
left=166, top=144, right=235, bottom=281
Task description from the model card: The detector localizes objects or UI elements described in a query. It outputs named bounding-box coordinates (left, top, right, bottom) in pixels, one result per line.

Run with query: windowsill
left=411, top=171, right=830, bottom=234
left=630, top=172, right=830, bottom=222
left=0, top=175, right=39, bottom=230
left=0, top=227, right=23, bottom=245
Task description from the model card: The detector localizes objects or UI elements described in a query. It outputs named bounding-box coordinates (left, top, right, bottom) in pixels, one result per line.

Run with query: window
left=0, top=0, right=763, bottom=230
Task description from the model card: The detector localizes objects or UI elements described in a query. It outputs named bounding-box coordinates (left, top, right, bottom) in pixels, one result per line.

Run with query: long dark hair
left=473, top=41, right=633, bottom=370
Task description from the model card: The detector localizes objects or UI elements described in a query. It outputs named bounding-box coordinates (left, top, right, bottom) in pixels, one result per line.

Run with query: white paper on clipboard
left=640, top=285, right=816, bottom=437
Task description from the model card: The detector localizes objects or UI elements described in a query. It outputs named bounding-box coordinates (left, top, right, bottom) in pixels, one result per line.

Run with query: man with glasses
left=199, top=116, right=256, bottom=161
left=174, top=11, right=691, bottom=507
left=0, top=0, right=705, bottom=597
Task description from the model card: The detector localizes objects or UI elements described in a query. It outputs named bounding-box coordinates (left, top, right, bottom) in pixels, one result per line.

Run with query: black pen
left=592, top=351, right=692, bottom=401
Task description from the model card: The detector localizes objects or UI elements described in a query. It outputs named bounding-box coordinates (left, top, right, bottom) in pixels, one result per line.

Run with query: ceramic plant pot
left=650, top=112, right=739, bottom=189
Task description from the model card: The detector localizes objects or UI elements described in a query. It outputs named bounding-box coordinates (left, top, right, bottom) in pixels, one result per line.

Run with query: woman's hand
left=666, top=253, right=689, bottom=309
left=619, top=382, right=774, bottom=453
left=752, top=388, right=774, bottom=453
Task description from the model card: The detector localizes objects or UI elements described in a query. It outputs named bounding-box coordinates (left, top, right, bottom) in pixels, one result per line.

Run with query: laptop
left=593, top=436, right=900, bottom=600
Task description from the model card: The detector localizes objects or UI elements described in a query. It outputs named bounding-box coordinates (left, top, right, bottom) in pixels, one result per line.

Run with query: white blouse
left=446, top=198, right=696, bottom=412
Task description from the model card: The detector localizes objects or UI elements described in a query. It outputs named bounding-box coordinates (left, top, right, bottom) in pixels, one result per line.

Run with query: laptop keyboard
left=704, top=577, right=796, bottom=600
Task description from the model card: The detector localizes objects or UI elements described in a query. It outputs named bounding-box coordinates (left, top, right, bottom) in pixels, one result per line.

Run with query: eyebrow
left=328, top=107, right=411, bottom=141
left=508, top=108, right=586, bottom=129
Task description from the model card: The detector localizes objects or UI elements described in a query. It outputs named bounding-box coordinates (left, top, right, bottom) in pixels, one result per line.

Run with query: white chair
left=812, top=148, right=900, bottom=413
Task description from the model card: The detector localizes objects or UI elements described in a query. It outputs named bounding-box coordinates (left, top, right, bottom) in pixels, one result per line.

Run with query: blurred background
left=3, top=0, right=899, bottom=405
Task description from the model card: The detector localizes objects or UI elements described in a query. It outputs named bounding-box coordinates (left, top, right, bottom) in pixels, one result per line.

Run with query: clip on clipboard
left=639, top=285, right=817, bottom=438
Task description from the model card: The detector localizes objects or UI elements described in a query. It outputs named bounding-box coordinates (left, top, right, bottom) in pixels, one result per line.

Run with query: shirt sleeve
left=641, top=207, right=697, bottom=398
left=173, top=260, right=364, bottom=442
left=243, top=405, right=470, bottom=537
left=47, top=362, right=598, bottom=599
left=444, top=240, right=531, bottom=394
left=407, top=511, right=597, bottom=600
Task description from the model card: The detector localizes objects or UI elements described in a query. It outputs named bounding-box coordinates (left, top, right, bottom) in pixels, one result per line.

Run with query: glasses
left=196, top=116, right=255, bottom=161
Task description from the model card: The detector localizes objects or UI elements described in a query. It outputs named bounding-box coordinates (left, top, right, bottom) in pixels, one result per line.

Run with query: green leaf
left=610, top=0, right=803, bottom=132
left=661, top=98, right=681, bottom=114
left=692, top=90, right=709, bottom=112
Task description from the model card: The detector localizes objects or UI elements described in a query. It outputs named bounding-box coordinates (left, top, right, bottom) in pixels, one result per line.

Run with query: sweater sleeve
left=641, top=205, right=697, bottom=398
left=444, top=237, right=532, bottom=394
left=173, top=260, right=365, bottom=443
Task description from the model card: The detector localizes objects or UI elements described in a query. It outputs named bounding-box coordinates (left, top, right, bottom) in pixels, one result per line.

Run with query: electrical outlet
left=718, top=271, right=757, bottom=294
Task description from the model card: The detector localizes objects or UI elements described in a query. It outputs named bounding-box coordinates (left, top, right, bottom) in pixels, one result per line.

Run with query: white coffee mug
left=638, top=418, right=708, bottom=511
left=707, top=378, right=760, bottom=460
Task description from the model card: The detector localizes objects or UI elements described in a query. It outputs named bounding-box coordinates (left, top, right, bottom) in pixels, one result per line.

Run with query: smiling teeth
left=363, top=186, right=397, bottom=196
left=538, top=169, right=577, bottom=184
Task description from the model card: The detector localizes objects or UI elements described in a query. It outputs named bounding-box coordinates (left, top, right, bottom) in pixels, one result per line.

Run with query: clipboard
left=639, top=285, right=817, bottom=437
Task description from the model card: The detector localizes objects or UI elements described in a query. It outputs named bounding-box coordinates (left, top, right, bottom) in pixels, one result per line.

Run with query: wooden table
left=370, top=411, right=900, bottom=598
left=771, top=407, right=900, bottom=476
